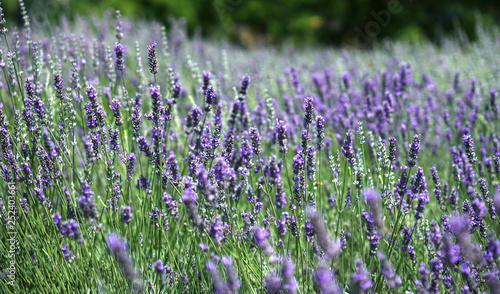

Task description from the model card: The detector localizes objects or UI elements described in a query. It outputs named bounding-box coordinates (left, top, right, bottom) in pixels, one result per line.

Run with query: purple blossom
left=110, top=99, right=123, bottom=126
left=121, top=206, right=132, bottom=224
left=239, top=74, right=250, bottom=96
left=60, top=242, right=75, bottom=262
left=306, top=207, right=341, bottom=259
left=76, top=181, right=99, bottom=220
left=350, top=259, right=373, bottom=293
left=147, top=41, right=158, bottom=75
left=314, top=263, right=341, bottom=294
left=303, top=96, right=314, bottom=127
left=407, top=134, right=421, bottom=167
left=114, top=43, right=125, bottom=71
left=106, top=233, right=142, bottom=290
left=341, top=131, right=355, bottom=166
left=378, top=251, right=401, bottom=288
left=182, top=187, right=201, bottom=228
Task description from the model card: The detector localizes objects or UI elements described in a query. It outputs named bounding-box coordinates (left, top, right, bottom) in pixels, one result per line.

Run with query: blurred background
left=3, top=0, right=500, bottom=47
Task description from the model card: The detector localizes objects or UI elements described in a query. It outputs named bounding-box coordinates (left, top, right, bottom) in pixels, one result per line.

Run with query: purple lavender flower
left=206, top=260, right=227, bottom=294
left=76, top=181, right=99, bottom=220
left=205, top=85, right=216, bottom=112
left=274, top=119, right=288, bottom=154
left=249, top=127, right=262, bottom=156
left=484, top=267, right=500, bottom=294
left=407, top=134, right=421, bottom=168
left=292, top=153, right=305, bottom=206
left=388, top=137, right=397, bottom=162
left=378, top=251, right=401, bottom=288
left=121, top=206, right=132, bottom=224
left=361, top=209, right=380, bottom=255
left=303, top=96, right=314, bottom=127
left=239, top=74, right=250, bottom=96
left=110, top=99, right=123, bottom=126
left=60, top=242, right=75, bottom=262
left=222, top=256, right=240, bottom=292
left=265, top=270, right=281, bottom=294
left=136, top=176, right=152, bottom=194
left=306, top=207, right=341, bottom=259
left=84, top=86, right=105, bottom=129
left=306, top=145, right=316, bottom=180
left=131, top=102, right=142, bottom=138
left=341, top=131, right=355, bottom=166
left=166, top=151, right=180, bottom=184
left=198, top=243, right=208, bottom=252
left=316, top=115, right=325, bottom=150
left=182, top=187, right=201, bottom=228
left=415, top=192, right=429, bottom=219
left=137, top=136, right=153, bottom=159
left=350, top=259, right=373, bottom=293
left=0, top=125, right=11, bottom=154
left=147, top=41, right=158, bottom=75
left=253, top=226, right=277, bottom=263
left=58, top=219, right=84, bottom=245
left=52, top=212, right=62, bottom=227
left=106, top=233, right=142, bottom=290
left=240, top=137, right=254, bottom=168
left=428, top=257, right=442, bottom=293
left=463, top=134, right=477, bottom=164
left=365, top=188, right=383, bottom=230
left=152, top=259, right=164, bottom=275
left=126, top=153, right=136, bottom=180
left=208, top=216, right=224, bottom=243
left=280, top=257, right=297, bottom=293
left=494, top=192, right=500, bottom=216
left=53, top=73, right=65, bottom=101
left=114, top=43, right=125, bottom=71
left=82, top=135, right=96, bottom=163
left=202, top=70, right=211, bottom=94
left=171, top=82, right=181, bottom=100
left=314, top=263, right=342, bottom=294
left=395, top=165, right=409, bottom=201
left=439, top=233, right=460, bottom=266
left=108, top=127, right=120, bottom=151
left=460, top=263, right=478, bottom=293
left=42, top=128, right=57, bottom=157
left=186, top=105, right=203, bottom=132
left=414, top=262, right=429, bottom=293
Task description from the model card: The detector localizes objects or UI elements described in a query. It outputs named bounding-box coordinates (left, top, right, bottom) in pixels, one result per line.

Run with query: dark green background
left=5, top=0, right=500, bottom=47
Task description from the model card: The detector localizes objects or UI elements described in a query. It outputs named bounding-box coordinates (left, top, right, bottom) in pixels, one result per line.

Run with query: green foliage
left=8, top=0, right=500, bottom=46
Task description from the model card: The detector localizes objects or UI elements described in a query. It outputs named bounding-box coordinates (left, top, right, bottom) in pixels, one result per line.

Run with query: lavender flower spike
left=303, top=96, right=314, bottom=127
left=147, top=41, right=158, bottom=75
left=378, top=251, right=401, bottom=288
left=463, top=134, right=478, bottom=164
left=206, top=261, right=227, bottom=294
left=494, top=192, right=500, bottom=216
left=182, top=187, right=202, bottom=228
left=253, top=226, right=277, bottom=264
left=306, top=207, right=341, bottom=259
left=280, top=257, right=297, bottom=293
left=110, top=99, right=123, bottom=126
left=315, top=263, right=342, bottom=294
left=115, top=43, right=125, bottom=71
left=350, top=259, right=373, bottom=293
left=222, top=256, right=240, bottom=292
left=365, top=188, right=383, bottom=232
left=106, top=233, right=142, bottom=291
left=407, top=134, right=421, bottom=167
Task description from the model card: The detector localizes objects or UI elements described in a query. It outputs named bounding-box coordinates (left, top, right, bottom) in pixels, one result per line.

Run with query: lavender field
left=2, top=3, right=500, bottom=294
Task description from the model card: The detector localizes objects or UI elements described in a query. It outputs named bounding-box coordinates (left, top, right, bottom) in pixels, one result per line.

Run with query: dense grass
left=1, top=5, right=500, bottom=294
